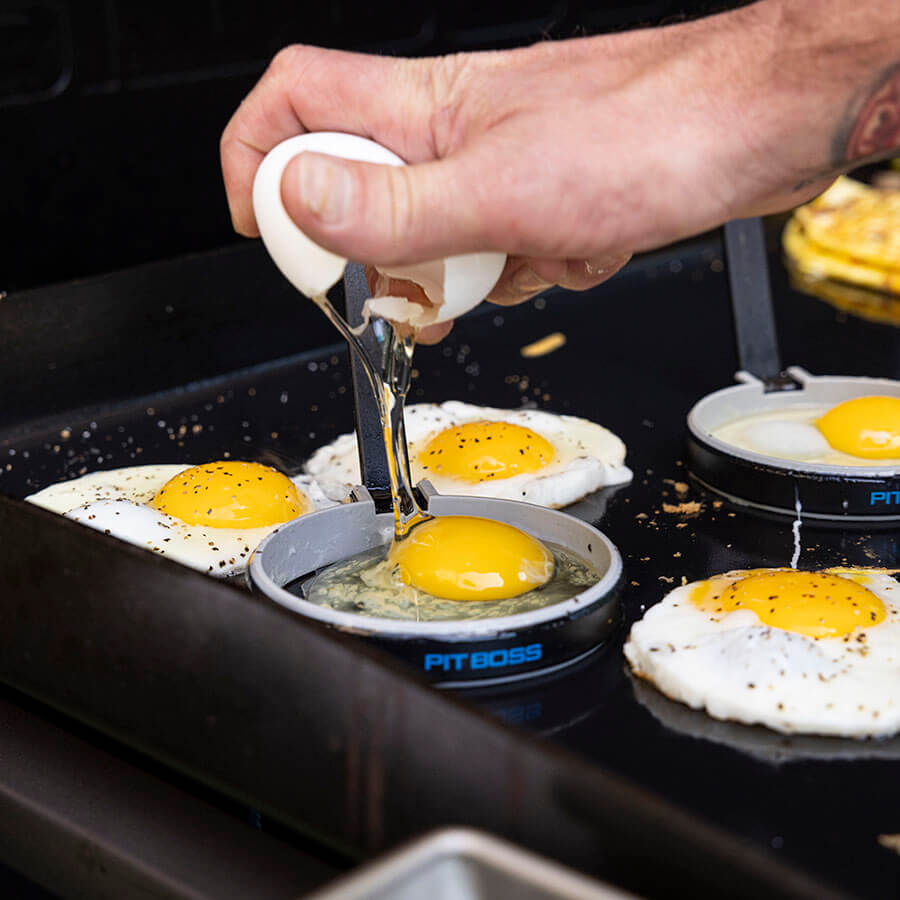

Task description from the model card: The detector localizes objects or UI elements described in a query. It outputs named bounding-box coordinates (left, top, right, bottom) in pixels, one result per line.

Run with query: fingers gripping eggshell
left=251, top=132, right=506, bottom=324
left=373, top=252, right=511, bottom=326
left=304, top=401, right=632, bottom=506
left=253, top=133, right=404, bottom=301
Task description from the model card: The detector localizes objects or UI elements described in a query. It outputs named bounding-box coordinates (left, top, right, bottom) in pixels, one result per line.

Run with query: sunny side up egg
left=712, top=395, right=900, bottom=466
left=625, top=567, right=900, bottom=737
left=305, top=402, right=632, bottom=507
left=26, top=461, right=335, bottom=576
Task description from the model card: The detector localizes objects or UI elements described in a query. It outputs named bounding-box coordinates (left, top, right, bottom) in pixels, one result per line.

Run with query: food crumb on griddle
left=663, top=500, right=703, bottom=516
left=663, top=478, right=690, bottom=498
left=520, top=332, right=567, bottom=358
left=878, top=834, right=900, bottom=855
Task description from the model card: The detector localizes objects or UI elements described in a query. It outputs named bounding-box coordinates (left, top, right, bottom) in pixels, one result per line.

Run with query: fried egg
left=712, top=395, right=900, bottom=467
left=26, top=461, right=335, bottom=576
left=305, top=402, right=631, bottom=506
left=624, top=568, right=900, bottom=737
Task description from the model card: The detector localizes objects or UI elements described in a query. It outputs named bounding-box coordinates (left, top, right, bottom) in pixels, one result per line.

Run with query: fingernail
left=512, top=266, right=552, bottom=294
left=585, top=253, right=631, bottom=277
left=295, top=153, right=352, bottom=224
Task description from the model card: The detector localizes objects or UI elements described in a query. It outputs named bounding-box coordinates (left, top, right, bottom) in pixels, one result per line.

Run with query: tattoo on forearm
left=835, top=63, right=900, bottom=167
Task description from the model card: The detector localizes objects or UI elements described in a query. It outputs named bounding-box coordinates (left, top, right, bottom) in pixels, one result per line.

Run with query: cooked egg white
left=26, top=461, right=335, bottom=576
left=711, top=395, right=900, bottom=467
left=625, top=567, right=900, bottom=738
left=305, top=401, right=631, bottom=507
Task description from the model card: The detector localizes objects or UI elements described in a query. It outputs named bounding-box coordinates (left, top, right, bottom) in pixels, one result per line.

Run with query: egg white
left=26, top=464, right=336, bottom=577
left=712, top=406, right=900, bottom=467
left=304, top=401, right=631, bottom=507
left=624, top=569, right=900, bottom=738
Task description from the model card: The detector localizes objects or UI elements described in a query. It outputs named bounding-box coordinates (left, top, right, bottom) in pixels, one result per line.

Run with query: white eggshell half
left=252, top=132, right=506, bottom=323
left=253, top=132, right=404, bottom=300
left=375, top=250, right=508, bottom=325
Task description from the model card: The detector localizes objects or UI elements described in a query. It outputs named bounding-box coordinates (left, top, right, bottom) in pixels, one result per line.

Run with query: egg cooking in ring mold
left=251, top=132, right=507, bottom=325
left=250, top=134, right=624, bottom=685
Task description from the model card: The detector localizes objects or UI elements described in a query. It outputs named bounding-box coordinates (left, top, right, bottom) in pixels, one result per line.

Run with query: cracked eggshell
left=252, top=132, right=506, bottom=324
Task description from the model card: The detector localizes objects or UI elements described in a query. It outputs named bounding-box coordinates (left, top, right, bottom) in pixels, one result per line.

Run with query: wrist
left=753, top=0, right=900, bottom=174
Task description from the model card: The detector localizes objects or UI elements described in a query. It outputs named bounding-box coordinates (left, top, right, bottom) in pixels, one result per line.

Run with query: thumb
left=280, top=150, right=487, bottom=266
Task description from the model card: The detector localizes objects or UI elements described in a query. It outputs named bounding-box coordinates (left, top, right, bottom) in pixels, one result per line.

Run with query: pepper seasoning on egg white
left=625, top=567, right=900, bottom=738
left=26, top=461, right=335, bottom=576
left=305, top=401, right=631, bottom=508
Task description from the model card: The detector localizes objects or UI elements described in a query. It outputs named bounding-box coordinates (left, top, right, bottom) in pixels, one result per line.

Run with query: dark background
left=2, top=5, right=900, bottom=899
left=2, top=0, right=745, bottom=292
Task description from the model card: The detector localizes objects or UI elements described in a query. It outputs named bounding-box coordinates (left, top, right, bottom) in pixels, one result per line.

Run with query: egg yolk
left=150, top=461, right=310, bottom=528
left=691, top=569, right=885, bottom=638
left=387, top=516, right=554, bottom=601
left=816, top=395, right=900, bottom=459
left=417, top=421, right=555, bottom=483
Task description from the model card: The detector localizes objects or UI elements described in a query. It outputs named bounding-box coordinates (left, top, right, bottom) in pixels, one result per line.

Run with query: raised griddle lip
left=0, top=491, right=846, bottom=900
left=2, top=229, right=895, bottom=899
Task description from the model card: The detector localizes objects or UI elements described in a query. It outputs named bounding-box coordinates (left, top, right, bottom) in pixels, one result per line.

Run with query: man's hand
left=221, top=0, right=900, bottom=322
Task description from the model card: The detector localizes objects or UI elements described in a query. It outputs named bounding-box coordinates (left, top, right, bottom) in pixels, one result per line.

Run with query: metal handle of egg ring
left=342, top=262, right=394, bottom=512
left=723, top=217, right=799, bottom=393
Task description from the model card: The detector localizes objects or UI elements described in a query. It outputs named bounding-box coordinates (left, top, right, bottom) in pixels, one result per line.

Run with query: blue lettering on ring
left=424, top=643, right=542, bottom=672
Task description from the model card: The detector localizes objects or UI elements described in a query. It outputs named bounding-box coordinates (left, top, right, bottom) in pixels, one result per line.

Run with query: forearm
left=588, top=0, right=900, bottom=229
left=221, top=0, right=900, bottom=281
left=738, top=0, right=900, bottom=183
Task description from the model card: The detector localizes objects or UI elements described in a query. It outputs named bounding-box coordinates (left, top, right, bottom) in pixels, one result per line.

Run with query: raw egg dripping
left=315, top=294, right=554, bottom=601
left=252, top=131, right=554, bottom=603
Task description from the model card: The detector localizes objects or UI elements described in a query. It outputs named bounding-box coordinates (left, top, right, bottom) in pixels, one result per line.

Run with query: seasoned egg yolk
left=817, top=395, right=900, bottom=459
left=150, top=461, right=310, bottom=528
left=417, top=421, right=555, bottom=483
left=691, top=569, right=885, bottom=639
left=387, top=515, right=554, bottom=601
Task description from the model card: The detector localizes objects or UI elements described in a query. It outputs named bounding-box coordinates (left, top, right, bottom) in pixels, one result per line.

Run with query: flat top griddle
left=1, top=220, right=899, bottom=899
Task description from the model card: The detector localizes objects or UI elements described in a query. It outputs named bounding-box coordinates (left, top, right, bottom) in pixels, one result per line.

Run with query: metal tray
left=308, top=828, right=635, bottom=900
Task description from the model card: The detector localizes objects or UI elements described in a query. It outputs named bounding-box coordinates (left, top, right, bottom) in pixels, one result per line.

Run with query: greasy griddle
left=1, top=221, right=899, bottom=898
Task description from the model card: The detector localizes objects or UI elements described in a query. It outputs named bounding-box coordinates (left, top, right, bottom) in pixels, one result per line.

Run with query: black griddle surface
left=2, top=224, right=899, bottom=898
